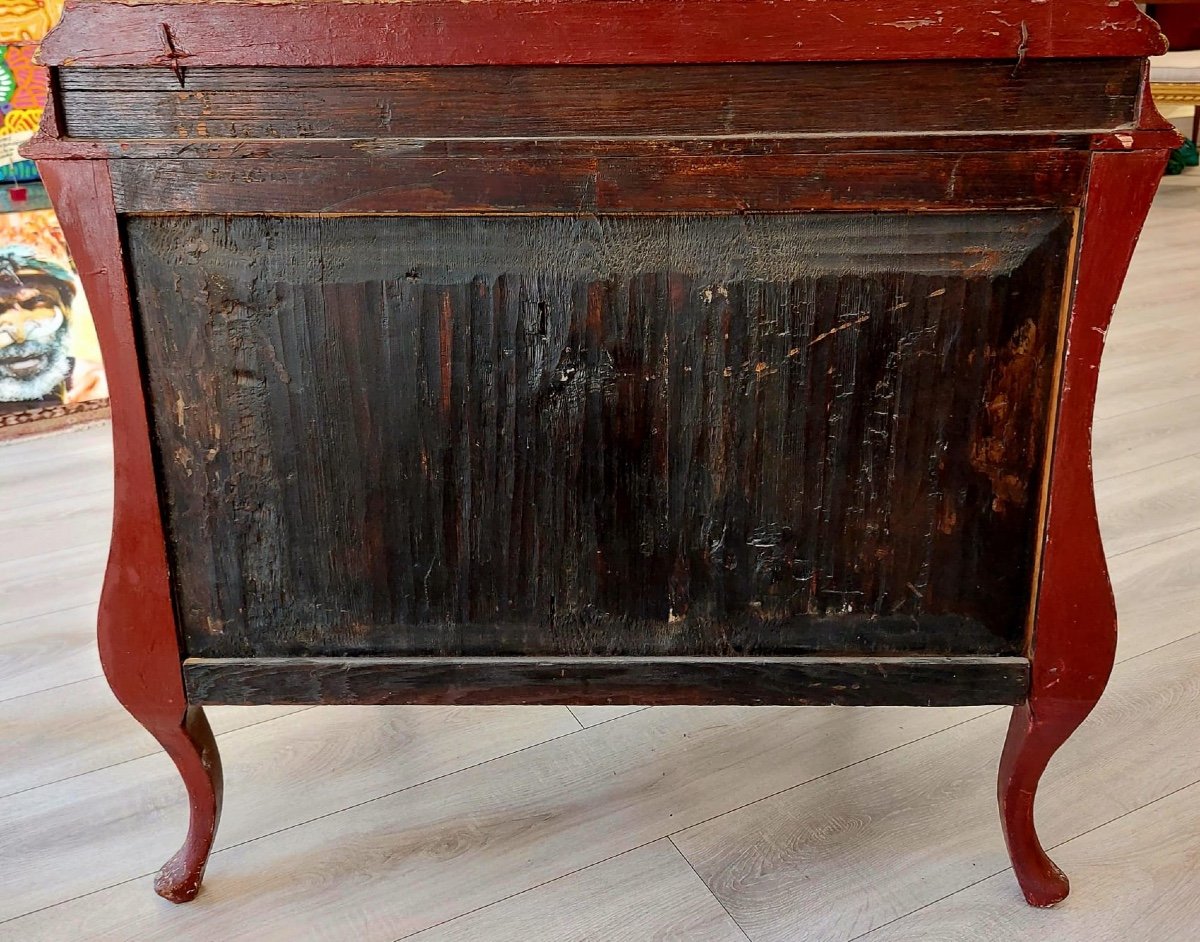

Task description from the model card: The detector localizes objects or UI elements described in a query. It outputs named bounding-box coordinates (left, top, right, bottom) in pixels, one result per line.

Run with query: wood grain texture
left=37, top=0, right=1169, bottom=68
left=127, top=212, right=1071, bottom=662
left=182, top=656, right=1032, bottom=707
left=39, top=159, right=223, bottom=904
left=0, top=543, right=103, bottom=627
left=673, top=628, right=1200, bottom=942
left=1096, top=342, right=1200, bottom=420
left=1093, top=392, right=1200, bottom=480
left=0, top=605, right=101, bottom=702
left=568, top=705, right=646, bottom=728
left=0, top=702, right=987, bottom=935
left=998, top=149, right=1168, bottom=908
left=4, top=448, right=1199, bottom=936
left=1096, top=456, right=1200, bottom=557
left=1110, top=527, right=1200, bottom=661
left=3, top=174, right=1199, bottom=939
left=0, top=702, right=581, bottom=922
left=57, top=61, right=1142, bottom=140
left=22, top=133, right=1099, bottom=162
left=413, top=840, right=750, bottom=942
left=857, top=781, right=1200, bottom=942
left=0, top=680, right=302, bottom=799
left=0, top=424, right=111, bottom=491
left=0, top=488, right=112, bottom=564
left=106, top=152, right=1091, bottom=214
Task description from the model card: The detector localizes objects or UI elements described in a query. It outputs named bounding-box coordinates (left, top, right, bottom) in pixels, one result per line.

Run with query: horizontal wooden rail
left=184, top=656, right=1031, bottom=707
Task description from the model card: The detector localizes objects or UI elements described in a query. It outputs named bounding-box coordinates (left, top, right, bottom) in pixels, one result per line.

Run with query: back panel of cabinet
left=127, top=211, right=1073, bottom=660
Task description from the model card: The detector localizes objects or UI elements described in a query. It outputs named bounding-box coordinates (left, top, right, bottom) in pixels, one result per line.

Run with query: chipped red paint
left=27, top=0, right=1179, bottom=911
left=40, top=0, right=1167, bottom=69
left=998, top=149, right=1169, bottom=909
left=37, top=159, right=224, bottom=904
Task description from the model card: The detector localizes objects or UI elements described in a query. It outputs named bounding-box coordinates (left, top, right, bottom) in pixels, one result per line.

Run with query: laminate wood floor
left=1, top=173, right=1197, bottom=941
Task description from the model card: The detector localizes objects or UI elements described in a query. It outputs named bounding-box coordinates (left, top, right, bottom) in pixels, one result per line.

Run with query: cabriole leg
left=37, top=158, right=225, bottom=902
left=147, top=706, right=224, bottom=902
left=998, top=699, right=1098, bottom=906
left=995, top=148, right=1167, bottom=908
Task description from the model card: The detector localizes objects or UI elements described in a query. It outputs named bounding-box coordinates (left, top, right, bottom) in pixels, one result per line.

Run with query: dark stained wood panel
left=23, top=132, right=1099, bottom=162
left=107, top=153, right=1090, bottom=215
left=183, top=656, right=1031, bottom=707
left=59, top=60, right=1142, bottom=140
left=127, top=212, right=1072, bottom=661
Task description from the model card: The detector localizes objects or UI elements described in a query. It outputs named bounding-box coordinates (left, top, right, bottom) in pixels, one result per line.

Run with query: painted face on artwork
left=0, top=273, right=74, bottom=402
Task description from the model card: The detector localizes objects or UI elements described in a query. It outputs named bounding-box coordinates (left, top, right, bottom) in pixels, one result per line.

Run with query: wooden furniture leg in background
left=38, top=158, right=224, bottom=903
left=998, top=150, right=1169, bottom=908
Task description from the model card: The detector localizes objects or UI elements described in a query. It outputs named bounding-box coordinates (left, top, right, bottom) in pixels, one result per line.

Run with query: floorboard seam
left=0, top=705, right=316, bottom=801
left=564, top=706, right=587, bottom=730
left=1108, top=522, right=1200, bottom=560
left=667, top=834, right=757, bottom=942
left=0, top=595, right=102, bottom=630
left=390, top=837, right=669, bottom=941
left=0, top=672, right=101, bottom=706
left=1044, top=777, right=1200, bottom=855
left=1095, top=446, right=1200, bottom=484
left=665, top=708, right=1005, bottom=843
left=847, top=778, right=1200, bottom=940
left=7, top=625, right=1197, bottom=920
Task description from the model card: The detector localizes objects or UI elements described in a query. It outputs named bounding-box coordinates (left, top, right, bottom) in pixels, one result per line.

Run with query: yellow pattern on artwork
left=0, top=0, right=65, bottom=43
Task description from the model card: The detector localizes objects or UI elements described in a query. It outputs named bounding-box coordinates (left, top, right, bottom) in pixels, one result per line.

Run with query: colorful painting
left=0, top=0, right=63, bottom=43
left=0, top=0, right=106, bottom=424
left=2, top=1, right=60, bottom=181
left=0, top=205, right=105, bottom=414
left=1, top=42, right=47, bottom=181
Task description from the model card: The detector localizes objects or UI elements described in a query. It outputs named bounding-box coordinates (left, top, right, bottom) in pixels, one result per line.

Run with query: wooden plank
left=995, top=150, right=1170, bottom=908
left=0, top=701, right=990, bottom=930
left=2, top=620, right=1192, bottom=939
left=569, top=705, right=647, bottom=728
left=38, top=1, right=1169, bottom=68
left=22, top=132, right=1098, bottom=162
left=1093, top=392, right=1200, bottom=481
left=0, top=487, right=112, bottom=564
left=0, top=680, right=305, bottom=799
left=57, top=60, right=1142, bottom=140
left=0, top=604, right=100, bottom=702
left=0, top=167, right=1195, bottom=940
left=0, top=542, right=104, bottom=627
left=0, top=701, right=583, bottom=922
left=108, top=152, right=1090, bottom=213
left=128, top=213, right=1070, bottom=661
left=1110, top=527, right=1200, bottom=661
left=853, top=782, right=1200, bottom=941
left=671, top=629, right=1200, bottom=941
left=182, top=656, right=1032, bottom=707
left=414, top=840, right=749, bottom=942
left=1096, top=456, right=1200, bottom=557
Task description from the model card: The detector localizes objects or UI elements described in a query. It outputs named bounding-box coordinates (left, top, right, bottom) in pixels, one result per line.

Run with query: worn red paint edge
left=997, top=149, right=1169, bottom=908
left=38, top=158, right=224, bottom=903
left=41, top=0, right=1167, bottom=68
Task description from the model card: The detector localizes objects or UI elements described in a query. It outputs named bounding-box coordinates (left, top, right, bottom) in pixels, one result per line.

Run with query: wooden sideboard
left=26, top=0, right=1180, bottom=908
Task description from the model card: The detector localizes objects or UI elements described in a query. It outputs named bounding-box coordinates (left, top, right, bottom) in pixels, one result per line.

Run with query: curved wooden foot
left=148, top=706, right=224, bottom=903
left=997, top=701, right=1082, bottom=907
left=993, top=150, right=1169, bottom=909
left=39, top=163, right=230, bottom=903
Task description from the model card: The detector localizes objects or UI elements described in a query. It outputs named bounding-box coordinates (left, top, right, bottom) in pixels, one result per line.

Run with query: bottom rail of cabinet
left=182, top=654, right=1030, bottom=708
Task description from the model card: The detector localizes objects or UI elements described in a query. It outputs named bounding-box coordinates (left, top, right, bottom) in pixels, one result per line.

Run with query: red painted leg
left=38, top=158, right=225, bottom=902
left=150, top=706, right=224, bottom=902
left=998, top=701, right=1097, bottom=906
left=996, top=149, right=1168, bottom=908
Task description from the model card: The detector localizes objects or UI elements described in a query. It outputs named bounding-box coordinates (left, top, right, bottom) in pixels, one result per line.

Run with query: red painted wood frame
left=30, top=0, right=1179, bottom=910
left=38, top=0, right=1168, bottom=68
